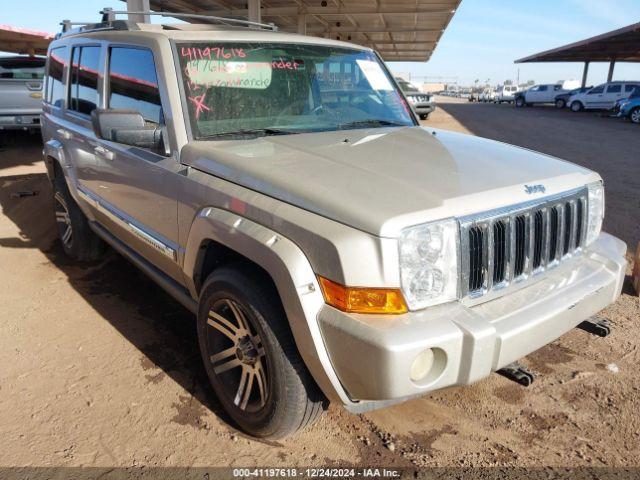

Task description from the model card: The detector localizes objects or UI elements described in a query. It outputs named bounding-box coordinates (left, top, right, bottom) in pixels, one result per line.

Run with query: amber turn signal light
left=317, top=276, right=408, bottom=314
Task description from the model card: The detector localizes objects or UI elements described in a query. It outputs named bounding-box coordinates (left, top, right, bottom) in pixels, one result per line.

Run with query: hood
left=181, top=126, right=598, bottom=237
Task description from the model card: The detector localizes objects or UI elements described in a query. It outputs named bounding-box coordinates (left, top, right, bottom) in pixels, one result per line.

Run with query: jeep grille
left=459, top=187, right=588, bottom=300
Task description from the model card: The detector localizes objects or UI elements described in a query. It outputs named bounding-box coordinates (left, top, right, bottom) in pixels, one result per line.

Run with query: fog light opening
left=410, top=349, right=435, bottom=382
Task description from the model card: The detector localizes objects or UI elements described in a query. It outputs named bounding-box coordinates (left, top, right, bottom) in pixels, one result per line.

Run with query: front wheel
left=197, top=266, right=327, bottom=438
left=515, top=97, right=525, bottom=108
left=629, top=107, right=640, bottom=124
left=570, top=101, right=584, bottom=112
left=419, top=113, right=430, bottom=120
left=555, top=98, right=566, bottom=109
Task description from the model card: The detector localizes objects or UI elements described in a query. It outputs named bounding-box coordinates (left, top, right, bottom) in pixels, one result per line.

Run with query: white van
left=495, top=85, right=519, bottom=103
left=568, top=81, right=640, bottom=112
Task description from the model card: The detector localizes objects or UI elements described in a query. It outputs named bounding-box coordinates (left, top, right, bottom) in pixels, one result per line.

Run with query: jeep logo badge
left=524, top=184, right=546, bottom=194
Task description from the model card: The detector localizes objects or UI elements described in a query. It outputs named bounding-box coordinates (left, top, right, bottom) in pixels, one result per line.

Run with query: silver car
left=41, top=14, right=627, bottom=439
left=0, top=56, right=45, bottom=131
left=396, top=78, right=435, bottom=120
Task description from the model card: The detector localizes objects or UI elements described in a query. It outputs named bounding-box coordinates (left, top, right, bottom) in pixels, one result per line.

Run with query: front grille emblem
left=525, top=184, right=546, bottom=194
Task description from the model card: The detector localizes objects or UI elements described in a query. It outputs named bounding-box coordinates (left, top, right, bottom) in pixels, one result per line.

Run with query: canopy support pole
left=248, top=0, right=261, bottom=24
left=297, top=12, right=306, bottom=35
left=581, top=61, right=590, bottom=88
left=607, top=60, right=616, bottom=82
left=126, top=0, right=150, bottom=23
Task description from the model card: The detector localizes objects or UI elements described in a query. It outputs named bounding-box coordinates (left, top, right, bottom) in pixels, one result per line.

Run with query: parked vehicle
left=0, top=56, right=45, bottom=131
left=42, top=11, right=627, bottom=439
left=515, top=84, right=571, bottom=108
left=554, top=86, right=591, bottom=109
left=617, top=87, right=640, bottom=123
left=495, top=85, right=519, bottom=103
left=459, top=88, right=471, bottom=99
left=480, top=88, right=496, bottom=102
left=396, top=78, right=435, bottom=120
left=568, top=81, right=640, bottom=112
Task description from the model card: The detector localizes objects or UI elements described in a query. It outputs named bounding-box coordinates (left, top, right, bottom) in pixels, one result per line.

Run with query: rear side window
left=588, top=85, right=604, bottom=94
left=0, top=56, right=45, bottom=79
left=607, top=84, right=621, bottom=93
left=624, top=84, right=638, bottom=92
left=45, top=46, right=69, bottom=107
left=69, top=46, right=101, bottom=115
left=108, top=47, right=162, bottom=124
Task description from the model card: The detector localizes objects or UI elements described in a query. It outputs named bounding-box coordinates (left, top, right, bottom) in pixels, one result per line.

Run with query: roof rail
left=99, top=7, right=278, bottom=31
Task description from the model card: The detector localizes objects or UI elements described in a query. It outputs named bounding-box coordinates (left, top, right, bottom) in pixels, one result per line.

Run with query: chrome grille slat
left=459, top=187, right=588, bottom=301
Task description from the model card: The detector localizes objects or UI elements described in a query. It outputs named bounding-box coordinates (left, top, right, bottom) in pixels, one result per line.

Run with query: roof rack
left=99, top=7, right=278, bottom=31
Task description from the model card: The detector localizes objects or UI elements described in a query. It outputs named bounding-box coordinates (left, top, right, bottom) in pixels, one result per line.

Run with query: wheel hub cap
left=206, top=299, right=268, bottom=411
left=236, top=335, right=258, bottom=365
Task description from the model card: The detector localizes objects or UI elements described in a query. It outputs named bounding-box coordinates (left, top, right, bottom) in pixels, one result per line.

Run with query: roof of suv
left=53, top=21, right=371, bottom=52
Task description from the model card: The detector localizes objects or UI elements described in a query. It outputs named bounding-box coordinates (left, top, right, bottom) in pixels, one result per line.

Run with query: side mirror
left=91, top=109, right=166, bottom=154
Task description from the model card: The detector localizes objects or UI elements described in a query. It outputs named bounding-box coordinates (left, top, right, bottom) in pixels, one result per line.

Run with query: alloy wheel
left=206, top=299, right=268, bottom=412
left=54, top=192, right=73, bottom=248
left=631, top=109, right=640, bottom=124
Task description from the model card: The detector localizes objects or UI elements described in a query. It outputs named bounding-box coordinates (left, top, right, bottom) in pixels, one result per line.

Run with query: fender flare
left=183, top=206, right=352, bottom=405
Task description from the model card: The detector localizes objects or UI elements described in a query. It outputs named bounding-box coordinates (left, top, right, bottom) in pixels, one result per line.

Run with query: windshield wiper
left=338, top=119, right=409, bottom=130
left=201, top=127, right=301, bottom=139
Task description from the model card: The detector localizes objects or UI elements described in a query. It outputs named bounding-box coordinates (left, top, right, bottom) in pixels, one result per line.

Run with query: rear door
left=604, top=83, right=624, bottom=108
left=0, top=56, right=45, bottom=122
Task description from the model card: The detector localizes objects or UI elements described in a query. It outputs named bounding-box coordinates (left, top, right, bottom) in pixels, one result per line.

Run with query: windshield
left=397, top=79, right=419, bottom=93
left=0, top=56, right=45, bottom=80
left=177, top=42, right=415, bottom=139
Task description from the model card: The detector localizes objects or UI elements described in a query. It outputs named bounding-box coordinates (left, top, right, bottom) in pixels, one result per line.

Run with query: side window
left=588, top=85, right=604, bottom=94
left=539, top=85, right=548, bottom=92
left=108, top=47, right=162, bottom=124
left=69, top=46, right=101, bottom=115
left=606, top=84, right=621, bottom=93
left=625, top=84, right=638, bottom=92
left=45, top=46, right=68, bottom=108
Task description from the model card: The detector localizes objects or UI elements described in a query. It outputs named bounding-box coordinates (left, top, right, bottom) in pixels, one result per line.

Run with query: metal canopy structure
left=124, top=0, right=461, bottom=62
left=0, top=24, right=54, bottom=56
left=515, top=22, right=640, bottom=87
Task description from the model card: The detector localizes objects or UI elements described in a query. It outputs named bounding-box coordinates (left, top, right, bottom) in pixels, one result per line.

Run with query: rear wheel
left=52, top=169, right=105, bottom=261
left=419, top=113, right=429, bottom=120
left=555, top=98, right=566, bottom=109
left=570, top=101, right=584, bottom=112
left=197, top=266, right=326, bottom=438
left=515, top=97, right=525, bottom=108
left=630, top=107, right=640, bottom=124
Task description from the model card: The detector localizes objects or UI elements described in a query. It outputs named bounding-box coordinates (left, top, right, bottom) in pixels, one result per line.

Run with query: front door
left=90, top=46, right=182, bottom=282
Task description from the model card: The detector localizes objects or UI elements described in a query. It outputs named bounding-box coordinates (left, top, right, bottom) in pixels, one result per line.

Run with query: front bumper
left=0, top=114, right=41, bottom=130
left=410, top=103, right=435, bottom=115
left=318, top=232, right=626, bottom=409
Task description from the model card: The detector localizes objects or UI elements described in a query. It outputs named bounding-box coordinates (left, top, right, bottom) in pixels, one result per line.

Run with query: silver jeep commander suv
left=41, top=10, right=627, bottom=439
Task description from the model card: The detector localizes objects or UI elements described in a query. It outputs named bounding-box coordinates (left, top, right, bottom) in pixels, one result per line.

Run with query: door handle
left=94, top=145, right=115, bottom=161
left=56, top=128, right=72, bottom=140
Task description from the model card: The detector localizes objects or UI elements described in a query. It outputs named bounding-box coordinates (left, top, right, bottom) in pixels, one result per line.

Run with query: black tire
left=555, top=98, right=566, bottom=109
left=197, top=266, right=326, bottom=438
left=570, top=101, right=584, bottom=112
left=419, top=113, right=429, bottom=120
left=52, top=168, right=105, bottom=261
left=629, top=107, right=640, bottom=124
left=515, top=97, right=525, bottom=108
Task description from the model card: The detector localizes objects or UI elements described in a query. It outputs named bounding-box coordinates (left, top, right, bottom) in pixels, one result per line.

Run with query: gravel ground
left=0, top=100, right=638, bottom=474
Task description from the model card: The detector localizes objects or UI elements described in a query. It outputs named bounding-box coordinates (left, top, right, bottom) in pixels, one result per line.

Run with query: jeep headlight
left=586, top=181, right=604, bottom=245
left=398, top=219, right=459, bottom=310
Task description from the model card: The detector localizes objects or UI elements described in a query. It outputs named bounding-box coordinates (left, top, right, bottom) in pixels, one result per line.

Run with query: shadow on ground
left=0, top=165, right=236, bottom=431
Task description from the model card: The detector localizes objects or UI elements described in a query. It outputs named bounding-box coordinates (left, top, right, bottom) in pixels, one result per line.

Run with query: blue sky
left=2, top=0, right=639, bottom=87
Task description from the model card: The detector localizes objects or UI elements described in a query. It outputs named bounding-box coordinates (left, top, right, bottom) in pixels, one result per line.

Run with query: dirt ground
left=0, top=100, right=638, bottom=473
